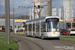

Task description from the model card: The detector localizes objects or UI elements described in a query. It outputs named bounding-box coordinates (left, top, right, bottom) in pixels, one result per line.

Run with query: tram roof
left=26, top=16, right=59, bottom=23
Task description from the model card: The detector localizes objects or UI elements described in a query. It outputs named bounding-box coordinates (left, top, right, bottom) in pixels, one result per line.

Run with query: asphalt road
left=11, top=35, right=75, bottom=50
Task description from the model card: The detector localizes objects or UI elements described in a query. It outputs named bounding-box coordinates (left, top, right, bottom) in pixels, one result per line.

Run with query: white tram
left=25, top=16, right=60, bottom=39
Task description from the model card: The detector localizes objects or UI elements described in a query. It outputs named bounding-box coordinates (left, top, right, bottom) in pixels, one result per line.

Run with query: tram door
left=36, top=23, right=39, bottom=36
left=39, top=22, right=41, bottom=37
left=36, top=22, right=41, bottom=37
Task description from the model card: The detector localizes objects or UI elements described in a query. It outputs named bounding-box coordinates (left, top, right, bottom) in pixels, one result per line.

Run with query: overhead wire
left=20, top=0, right=26, bottom=6
left=15, top=0, right=33, bottom=14
left=14, top=0, right=26, bottom=12
left=13, top=0, right=36, bottom=17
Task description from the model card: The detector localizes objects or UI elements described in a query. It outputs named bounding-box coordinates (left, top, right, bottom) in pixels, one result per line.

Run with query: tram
left=25, top=16, right=60, bottom=39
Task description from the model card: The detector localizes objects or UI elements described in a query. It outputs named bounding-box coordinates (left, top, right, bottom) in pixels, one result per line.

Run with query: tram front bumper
left=43, top=36, right=60, bottom=38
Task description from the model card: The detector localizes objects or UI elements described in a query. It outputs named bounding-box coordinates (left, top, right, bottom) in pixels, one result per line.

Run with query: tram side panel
left=34, top=20, right=42, bottom=37
left=39, top=21, right=41, bottom=37
left=31, top=23, right=33, bottom=36
left=36, top=22, right=41, bottom=37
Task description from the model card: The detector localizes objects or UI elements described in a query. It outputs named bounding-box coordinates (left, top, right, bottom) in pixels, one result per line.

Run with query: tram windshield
left=46, top=18, right=59, bottom=32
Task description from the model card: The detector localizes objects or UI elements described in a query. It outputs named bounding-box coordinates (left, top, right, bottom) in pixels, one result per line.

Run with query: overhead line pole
left=49, top=0, right=52, bottom=16
left=5, top=0, right=10, bottom=44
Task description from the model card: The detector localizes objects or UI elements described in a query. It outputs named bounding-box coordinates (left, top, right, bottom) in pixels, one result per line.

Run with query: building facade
left=0, top=19, right=27, bottom=33
left=63, top=0, right=73, bottom=21
left=58, top=8, right=61, bottom=20
left=32, top=0, right=44, bottom=19
left=52, top=7, right=57, bottom=16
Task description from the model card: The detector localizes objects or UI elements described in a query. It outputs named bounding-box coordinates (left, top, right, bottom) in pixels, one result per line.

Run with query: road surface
left=0, top=33, right=75, bottom=50
left=11, top=35, right=75, bottom=50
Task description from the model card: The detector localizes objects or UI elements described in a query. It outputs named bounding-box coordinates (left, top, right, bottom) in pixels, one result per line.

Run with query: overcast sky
left=0, top=0, right=75, bottom=17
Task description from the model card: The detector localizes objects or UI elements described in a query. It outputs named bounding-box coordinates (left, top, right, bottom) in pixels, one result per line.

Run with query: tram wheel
left=41, top=35, right=44, bottom=40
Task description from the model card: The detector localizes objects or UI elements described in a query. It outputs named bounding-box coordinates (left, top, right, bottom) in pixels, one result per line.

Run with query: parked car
left=60, top=29, right=70, bottom=35
left=2, top=29, right=5, bottom=32
left=70, top=28, right=75, bottom=36
left=2, top=28, right=5, bottom=32
left=66, top=30, right=70, bottom=35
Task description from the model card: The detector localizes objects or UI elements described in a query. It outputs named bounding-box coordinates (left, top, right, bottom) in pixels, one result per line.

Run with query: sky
left=0, top=0, right=75, bottom=17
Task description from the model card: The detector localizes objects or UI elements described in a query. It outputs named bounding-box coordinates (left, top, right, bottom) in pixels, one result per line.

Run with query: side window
left=33, top=24, right=35, bottom=31
left=36, top=23, right=39, bottom=32
left=29, top=24, right=32, bottom=31
left=47, top=22, right=51, bottom=32
left=41, top=22, right=45, bottom=32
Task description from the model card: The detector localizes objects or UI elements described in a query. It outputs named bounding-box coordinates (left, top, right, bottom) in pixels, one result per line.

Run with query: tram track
left=22, top=38, right=45, bottom=50
left=12, top=36, right=44, bottom=50
left=22, top=40, right=31, bottom=50
left=12, top=37, right=31, bottom=50
left=11, top=35, right=75, bottom=50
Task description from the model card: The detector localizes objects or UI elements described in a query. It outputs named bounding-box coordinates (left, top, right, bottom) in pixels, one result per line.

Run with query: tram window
left=29, top=24, right=32, bottom=31
left=33, top=24, right=35, bottom=31
left=29, top=24, right=30, bottom=31
left=36, top=23, right=39, bottom=32
left=47, top=22, right=51, bottom=32
left=41, top=22, right=45, bottom=32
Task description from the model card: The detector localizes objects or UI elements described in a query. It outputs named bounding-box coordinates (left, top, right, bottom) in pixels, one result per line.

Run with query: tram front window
left=47, top=21, right=59, bottom=32
left=46, top=18, right=59, bottom=32
left=47, top=22, right=51, bottom=32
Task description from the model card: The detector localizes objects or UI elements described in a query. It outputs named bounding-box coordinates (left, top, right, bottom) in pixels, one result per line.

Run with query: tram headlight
left=57, top=29, right=59, bottom=32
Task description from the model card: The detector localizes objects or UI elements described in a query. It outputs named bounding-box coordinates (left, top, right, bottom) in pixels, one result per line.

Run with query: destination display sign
left=46, top=18, right=59, bottom=22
